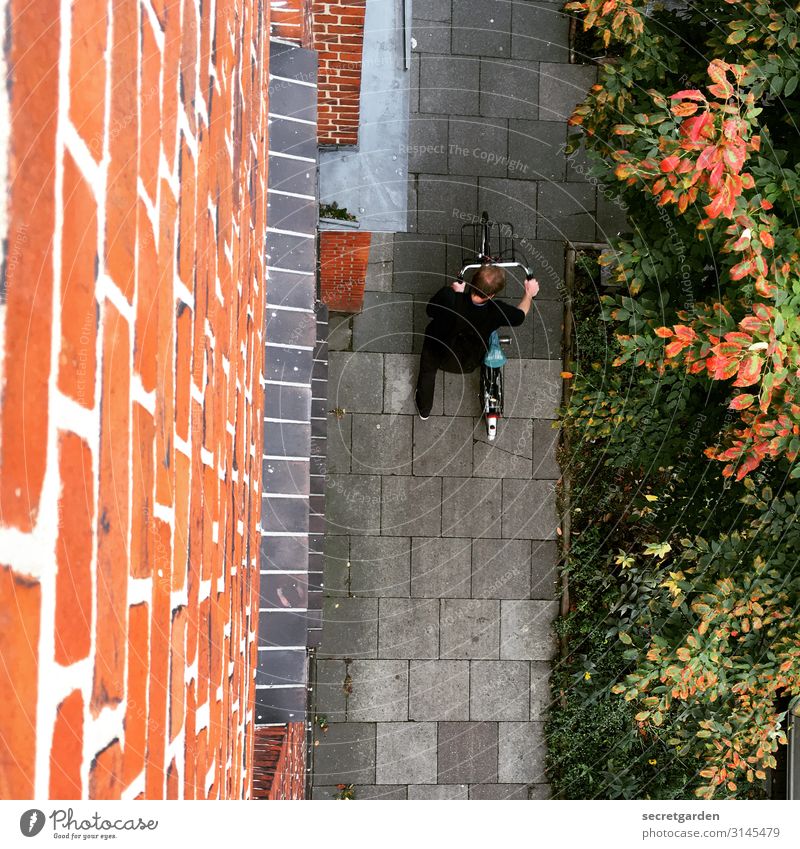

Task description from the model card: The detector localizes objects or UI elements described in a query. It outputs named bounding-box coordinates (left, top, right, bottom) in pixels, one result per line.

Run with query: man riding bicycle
left=414, top=266, right=540, bottom=420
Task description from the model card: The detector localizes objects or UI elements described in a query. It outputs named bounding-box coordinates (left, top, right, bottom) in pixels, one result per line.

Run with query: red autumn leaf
left=729, top=260, right=753, bottom=280
left=673, top=325, right=696, bottom=342
left=733, top=356, right=762, bottom=387
left=671, top=89, right=705, bottom=101
left=709, top=161, right=725, bottom=187
left=665, top=339, right=688, bottom=358
left=660, top=155, right=681, bottom=172
left=672, top=101, right=699, bottom=117
left=723, top=144, right=746, bottom=173
left=683, top=113, right=714, bottom=143
left=696, top=145, right=718, bottom=169
left=729, top=393, right=755, bottom=411
left=703, top=194, right=724, bottom=219
left=735, top=454, right=761, bottom=480
left=760, top=199, right=773, bottom=210
left=759, top=230, right=775, bottom=249
left=654, top=326, right=673, bottom=338
left=724, top=331, right=753, bottom=346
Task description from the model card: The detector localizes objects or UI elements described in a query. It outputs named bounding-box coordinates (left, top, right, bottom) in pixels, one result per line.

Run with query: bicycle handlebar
left=458, top=261, right=533, bottom=281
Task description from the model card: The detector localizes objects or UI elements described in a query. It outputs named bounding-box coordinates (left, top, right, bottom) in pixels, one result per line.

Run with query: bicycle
left=458, top=211, right=533, bottom=441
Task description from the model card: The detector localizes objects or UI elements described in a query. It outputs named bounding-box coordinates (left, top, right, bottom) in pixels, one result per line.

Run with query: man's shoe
left=414, top=391, right=430, bottom=421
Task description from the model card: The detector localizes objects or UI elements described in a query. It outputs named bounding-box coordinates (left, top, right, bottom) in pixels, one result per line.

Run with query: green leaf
left=619, top=631, right=633, bottom=645
left=727, top=29, right=747, bottom=44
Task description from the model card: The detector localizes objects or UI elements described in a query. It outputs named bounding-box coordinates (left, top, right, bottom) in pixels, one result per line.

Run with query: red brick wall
left=251, top=723, right=306, bottom=799
left=319, top=231, right=372, bottom=312
left=271, top=0, right=313, bottom=47
left=312, top=0, right=367, bottom=146
left=0, top=0, right=270, bottom=800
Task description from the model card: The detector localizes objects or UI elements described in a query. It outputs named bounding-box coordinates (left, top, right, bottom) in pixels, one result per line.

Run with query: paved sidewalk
left=312, top=0, right=609, bottom=800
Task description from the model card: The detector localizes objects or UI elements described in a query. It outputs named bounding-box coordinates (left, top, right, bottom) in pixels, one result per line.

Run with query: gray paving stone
left=376, top=722, right=438, bottom=784
left=508, top=120, right=567, bottom=182
left=596, top=188, right=631, bottom=241
left=408, top=175, right=418, bottom=231
left=413, top=415, right=474, bottom=477
left=530, top=660, right=552, bottom=720
left=565, top=131, right=595, bottom=183
left=382, top=476, right=443, bottom=537
left=498, top=721, right=546, bottom=783
left=413, top=0, right=451, bottom=21
left=452, top=0, right=511, bottom=56
left=319, top=597, right=379, bottom=659
left=408, top=113, right=449, bottom=175
left=350, top=536, right=411, bottom=598
left=440, top=599, right=500, bottom=659
left=478, top=177, right=537, bottom=240
left=325, top=474, right=381, bottom=536
left=353, top=291, right=415, bottom=354
left=443, top=368, right=481, bottom=417
left=356, top=785, right=408, bottom=799
left=448, top=117, right=509, bottom=178
left=411, top=537, right=472, bottom=598
left=502, top=359, right=563, bottom=419
left=314, top=659, right=347, bottom=721
left=412, top=19, right=452, bottom=54
left=511, top=1, right=570, bottom=62
left=313, top=722, right=376, bottom=785
left=392, top=232, right=448, bottom=295
left=500, top=599, right=558, bottom=660
left=531, top=540, right=558, bottom=600
left=365, top=260, right=393, bottom=293
left=532, top=298, right=563, bottom=360
left=537, top=181, right=596, bottom=242
left=470, top=660, right=530, bottom=720
left=326, top=412, right=352, bottom=474
left=329, top=352, right=384, bottom=413
left=521, top=240, right=566, bottom=301
left=409, top=659, right=470, bottom=720
left=323, top=534, right=349, bottom=596
left=328, top=312, right=352, bottom=351
left=378, top=597, right=440, bottom=659
left=369, top=232, right=394, bottom=264
left=346, top=659, right=409, bottom=722
left=442, top=477, right=502, bottom=539
left=502, top=478, right=557, bottom=540
left=438, top=722, right=499, bottom=783
left=420, top=55, right=480, bottom=116
left=417, top=174, right=478, bottom=235
left=408, top=53, right=420, bottom=114
left=311, top=784, right=408, bottom=800
left=480, top=59, right=539, bottom=120
left=384, top=352, right=443, bottom=416
left=469, top=783, right=536, bottom=800
left=533, top=420, right=560, bottom=479
left=473, top=417, right=533, bottom=479
left=538, top=62, right=597, bottom=122
left=471, top=538, right=531, bottom=599
left=351, top=413, right=413, bottom=476
left=408, top=783, right=469, bottom=799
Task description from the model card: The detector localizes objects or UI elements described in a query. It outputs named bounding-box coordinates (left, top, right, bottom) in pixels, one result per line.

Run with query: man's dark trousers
left=415, top=337, right=473, bottom=417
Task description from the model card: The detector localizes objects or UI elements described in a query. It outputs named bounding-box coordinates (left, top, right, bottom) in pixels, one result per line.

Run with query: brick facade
left=252, top=723, right=306, bottom=799
left=0, top=0, right=270, bottom=799
left=270, top=0, right=313, bottom=46
left=319, top=231, right=372, bottom=312
left=311, top=0, right=367, bottom=146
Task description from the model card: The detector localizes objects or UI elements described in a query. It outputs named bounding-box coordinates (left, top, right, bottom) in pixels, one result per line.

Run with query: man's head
left=470, top=265, right=506, bottom=301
